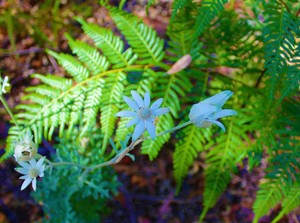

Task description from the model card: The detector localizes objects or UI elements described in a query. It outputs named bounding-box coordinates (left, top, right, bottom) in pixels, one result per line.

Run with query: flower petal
left=36, top=157, right=45, bottom=169
left=201, top=90, right=233, bottom=107
left=39, top=169, right=44, bottom=178
left=15, top=167, right=29, bottom=175
left=145, top=120, right=156, bottom=139
left=123, top=96, right=139, bottom=111
left=116, top=111, right=137, bottom=117
left=18, top=161, right=32, bottom=169
left=206, top=119, right=226, bottom=131
left=126, top=117, right=140, bottom=127
left=213, top=109, right=237, bottom=119
left=144, top=92, right=151, bottom=107
left=150, top=98, right=163, bottom=110
left=131, top=90, right=144, bottom=107
left=21, top=178, right=32, bottom=190
left=190, top=114, right=207, bottom=127
left=152, top=108, right=170, bottom=116
left=29, top=158, right=37, bottom=166
left=132, top=121, right=145, bottom=140
left=20, top=176, right=28, bottom=180
left=32, top=178, right=37, bottom=191
left=189, top=103, right=218, bottom=120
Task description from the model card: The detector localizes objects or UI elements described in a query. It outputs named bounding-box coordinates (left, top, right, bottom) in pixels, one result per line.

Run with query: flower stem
left=41, top=121, right=192, bottom=176
left=0, top=95, right=19, bottom=128
left=156, top=120, right=192, bottom=137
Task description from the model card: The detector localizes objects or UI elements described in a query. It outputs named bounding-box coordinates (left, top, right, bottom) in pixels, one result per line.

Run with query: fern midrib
left=180, top=32, right=187, bottom=55
left=27, top=65, right=146, bottom=127
left=115, top=13, right=159, bottom=63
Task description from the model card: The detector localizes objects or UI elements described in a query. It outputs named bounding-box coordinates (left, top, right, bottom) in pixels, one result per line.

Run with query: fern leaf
left=253, top=179, right=284, bottom=223
left=109, top=7, right=165, bottom=64
left=253, top=139, right=300, bottom=223
left=200, top=114, right=248, bottom=221
left=80, top=79, right=105, bottom=137
left=65, top=34, right=110, bottom=75
left=47, top=50, right=90, bottom=82
left=170, top=0, right=189, bottom=23
left=193, top=0, right=228, bottom=38
left=78, top=18, right=138, bottom=68
left=167, top=21, right=201, bottom=59
left=31, top=74, right=72, bottom=90
left=100, top=72, right=126, bottom=153
left=263, top=7, right=298, bottom=97
left=271, top=183, right=300, bottom=223
left=174, top=125, right=212, bottom=193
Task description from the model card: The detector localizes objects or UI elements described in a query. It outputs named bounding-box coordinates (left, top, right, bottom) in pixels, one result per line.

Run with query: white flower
left=189, top=90, right=237, bottom=131
left=1, top=76, right=10, bottom=94
left=15, top=157, right=45, bottom=191
left=14, top=132, right=37, bottom=162
left=116, top=91, right=170, bottom=140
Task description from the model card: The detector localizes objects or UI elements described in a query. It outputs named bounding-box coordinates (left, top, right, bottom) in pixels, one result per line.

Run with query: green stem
left=0, top=95, right=19, bottom=128
left=156, top=120, right=192, bottom=137
left=45, top=121, right=193, bottom=176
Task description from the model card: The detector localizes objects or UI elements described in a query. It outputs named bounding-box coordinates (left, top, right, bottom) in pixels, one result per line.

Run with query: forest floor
left=0, top=1, right=299, bottom=222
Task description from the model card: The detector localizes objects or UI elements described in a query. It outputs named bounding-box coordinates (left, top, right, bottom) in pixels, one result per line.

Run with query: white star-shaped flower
left=116, top=91, right=170, bottom=140
left=15, top=157, right=45, bottom=191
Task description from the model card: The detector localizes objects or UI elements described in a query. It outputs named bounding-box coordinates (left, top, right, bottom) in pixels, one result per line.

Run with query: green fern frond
left=47, top=50, right=90, bottom=82
left=271, top=183, right=300, bottom=223
left=200, top=113, right=249, bottom=221
left=252, top=139, right=300, bottom=223
left=193, top=0, right=228, bottom=38
left=65, top=34, right=110, bottom=74
left=170, top=0, right=189, bottom=23
left=100, top=72, right=127, bottom=152
left=141, top=73, right=192, bottom=160
left=109, top=7, right=165, bottom=64
left=77, top=18, right=138, bottom=68
left=30, top=74, right=72, bottom=90
left=263, top=7, right=298, bottom=97
left=252, top=179, right=284, bottom=223
left=174, top=125, right=212, bottom=194
left=167, top=21, right=201, bottom=59
left=80, top=79, right=105, bottom=138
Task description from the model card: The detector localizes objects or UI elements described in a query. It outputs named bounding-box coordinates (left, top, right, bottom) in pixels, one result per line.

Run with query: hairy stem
left=0, top=95, right=19, bottom=128
left=48, top=121, right=193, bottom=176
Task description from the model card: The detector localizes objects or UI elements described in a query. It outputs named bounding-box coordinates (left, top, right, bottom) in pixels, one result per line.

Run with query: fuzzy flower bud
left=14, top=132, right=37, bottom=162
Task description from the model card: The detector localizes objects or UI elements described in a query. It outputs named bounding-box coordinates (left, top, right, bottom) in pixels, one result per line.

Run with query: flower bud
left=13, top=132, right=37, bottom=162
